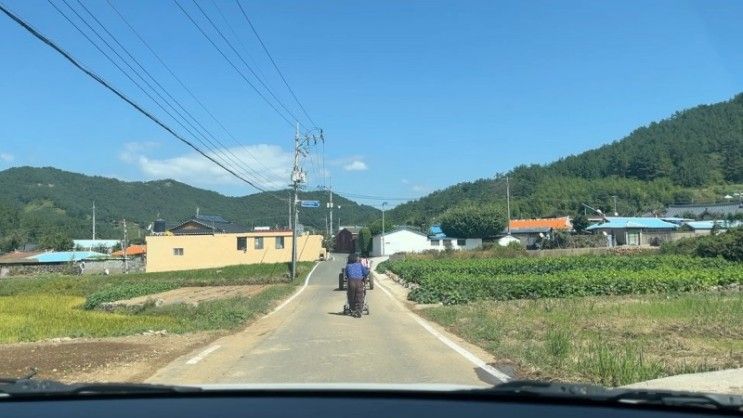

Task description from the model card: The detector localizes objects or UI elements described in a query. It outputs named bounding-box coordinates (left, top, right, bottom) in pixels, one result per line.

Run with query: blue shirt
left=345, top=262, right=369, bottom=280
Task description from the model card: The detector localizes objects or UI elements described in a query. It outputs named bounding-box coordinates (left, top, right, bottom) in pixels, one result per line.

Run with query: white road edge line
left=184, top=262, right=321, bottom=366
left=374, top=275, right=511, bottom=383
left=186, top=345, right=221, bottom=365
left=265, top=261, right=321, bottom=317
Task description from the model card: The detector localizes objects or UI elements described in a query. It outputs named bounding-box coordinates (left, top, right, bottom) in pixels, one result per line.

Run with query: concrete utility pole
left=381, top=202, right=388, bottom=256
left=506, top=176, right=512, bottom=235
left=122, top=218, right=128, bottom=273
left=290, top=124, right=324, bottom=280
left=328, top=176, right=334, bottom=235
left=92, top=201, right=96, bottom=241
left=612, top=195, right=618, bottom=216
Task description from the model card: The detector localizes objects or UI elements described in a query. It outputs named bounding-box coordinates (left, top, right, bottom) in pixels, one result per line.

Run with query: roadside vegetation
left=422, top=292, right=743, bottom=386
left=381, top=231, right=743, bottom=385
left=0, top=262, right=313, bottom=343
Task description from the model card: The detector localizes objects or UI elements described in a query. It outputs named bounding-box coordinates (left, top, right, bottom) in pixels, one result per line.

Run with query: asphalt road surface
left=147, top=256, right=501, bottom=386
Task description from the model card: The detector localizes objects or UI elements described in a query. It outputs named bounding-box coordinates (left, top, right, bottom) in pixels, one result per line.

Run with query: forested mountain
left=390, top=93, right=743, bottom=226
left=0, top=166, right=379, bottom=251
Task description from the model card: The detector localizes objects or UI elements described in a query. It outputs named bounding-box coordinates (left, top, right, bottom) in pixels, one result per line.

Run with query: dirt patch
left=103, top=285, right=266, bottom=309
left=0, top=331, right=225, bottom=383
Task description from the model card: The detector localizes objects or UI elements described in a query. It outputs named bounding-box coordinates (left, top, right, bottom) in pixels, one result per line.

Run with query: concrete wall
left=0, top=257, right=144, bottom=277
left=145, top=232, right=325, bottom=273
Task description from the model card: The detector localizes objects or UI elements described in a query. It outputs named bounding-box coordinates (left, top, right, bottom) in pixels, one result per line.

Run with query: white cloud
left=0, top=152, right=14, bottom=162
left=343, top=160, right=368, bottom=171
left=412, top=185, right=427, bottom=192
left=120, top=142, right=292, bottom=190
left=119, top=141, right=159, bottom=163
left=401, top=178, right=410, bottom=184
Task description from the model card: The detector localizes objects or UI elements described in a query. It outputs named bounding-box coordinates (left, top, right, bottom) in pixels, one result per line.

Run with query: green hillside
left=0, top=166, right=379, bottom=251
left=390, top=93, right=743, bottom=226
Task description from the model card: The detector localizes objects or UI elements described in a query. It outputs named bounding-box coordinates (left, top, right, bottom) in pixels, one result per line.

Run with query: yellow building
left=144, top=215, right=325, bottom=272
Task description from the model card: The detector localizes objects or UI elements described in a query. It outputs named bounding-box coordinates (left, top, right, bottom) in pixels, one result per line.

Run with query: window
left=443, top=239, right=452, bottom=246
left=237, top=237, right=247, bottom=251
left=275, top=236, right=285, bottom=249
left=173, top=248, right=184, bottom=256
left=255, top=237, right=264, bottom=250
left=457, top=239, right=466, bottom=246
left=430, top=240, right=440, bottom=246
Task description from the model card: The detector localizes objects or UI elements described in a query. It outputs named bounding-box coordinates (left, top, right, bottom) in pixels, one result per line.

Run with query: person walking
left=345, top=253, right=369, bottom=318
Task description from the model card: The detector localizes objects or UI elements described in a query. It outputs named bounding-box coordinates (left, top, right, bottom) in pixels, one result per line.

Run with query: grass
left=0, top=262, right=313, bottom=343
left=421, top=292, right=743, bottom=386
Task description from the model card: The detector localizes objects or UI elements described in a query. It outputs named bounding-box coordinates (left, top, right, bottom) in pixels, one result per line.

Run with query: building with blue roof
left=682, top=220, right=742, bottom=232
left=28, top=251, right=108, bottom=263
left=586, top=217, right=679, bottom=246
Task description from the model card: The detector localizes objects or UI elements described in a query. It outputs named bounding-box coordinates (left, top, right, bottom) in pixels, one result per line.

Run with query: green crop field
left=0, top=262, right=313, bottom=343
left=382, top=255, right=743, bottom=304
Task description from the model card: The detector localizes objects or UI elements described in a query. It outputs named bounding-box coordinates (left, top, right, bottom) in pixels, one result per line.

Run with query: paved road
left=147, top=256, right=498, bottom=386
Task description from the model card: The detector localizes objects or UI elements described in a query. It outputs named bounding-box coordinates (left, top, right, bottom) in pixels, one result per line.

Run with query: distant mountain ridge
left=389, top=93, right=743, bottom=225
left=0, top=166, right=380, bottom=247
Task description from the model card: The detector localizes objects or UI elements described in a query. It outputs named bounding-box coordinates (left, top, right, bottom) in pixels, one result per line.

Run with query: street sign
left=300, top=200, right=320, bottom=208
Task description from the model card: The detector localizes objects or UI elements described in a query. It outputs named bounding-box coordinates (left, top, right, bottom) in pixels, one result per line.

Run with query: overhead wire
left=56, top=0, right=284, bottom=196
left=69, top=0, right=285, bottom=192
left=103, top=0, right=288, bottom=188
left=188, top=0, right=308, bottom=129
left=172, top=0, right=299, bottom=129
left=234, top=0, right=318, bottom=128
left=0, top=1, right=286, bottom=201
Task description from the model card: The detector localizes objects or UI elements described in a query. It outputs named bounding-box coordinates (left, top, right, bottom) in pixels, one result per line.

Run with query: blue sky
left=1, top=0, right=743, bottom=207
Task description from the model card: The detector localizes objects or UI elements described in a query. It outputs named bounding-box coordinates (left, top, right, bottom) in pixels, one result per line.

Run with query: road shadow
left=327, top=312, right=350, bottom=316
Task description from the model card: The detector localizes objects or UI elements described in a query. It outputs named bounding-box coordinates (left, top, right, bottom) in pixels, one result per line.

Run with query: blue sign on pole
left=300, top=200, right=320, bottom=208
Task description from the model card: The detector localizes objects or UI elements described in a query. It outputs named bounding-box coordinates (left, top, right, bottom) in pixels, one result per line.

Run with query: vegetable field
left=382, top=255, right=743, bottom=304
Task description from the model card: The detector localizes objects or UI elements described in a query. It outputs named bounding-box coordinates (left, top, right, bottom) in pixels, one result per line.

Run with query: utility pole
left=122, top=218, right=128, bottom=273
left=290, top=124, right=324, bottom=280
left=92, top=201, right=96, bottom=241
left=381, top=202, right=388, bottom=256
left=328, top=176, right=334, bottom=235
left=612, top=195, right=618, bottom=216
left=506, top=176, right=512, bottom=235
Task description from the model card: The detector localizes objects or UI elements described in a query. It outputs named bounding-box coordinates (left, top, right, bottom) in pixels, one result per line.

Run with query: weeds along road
left=147, top=255, right=501, bottom=386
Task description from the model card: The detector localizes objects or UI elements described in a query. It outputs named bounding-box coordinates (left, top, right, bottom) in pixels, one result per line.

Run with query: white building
left=372, top=227, right=483, bottom=256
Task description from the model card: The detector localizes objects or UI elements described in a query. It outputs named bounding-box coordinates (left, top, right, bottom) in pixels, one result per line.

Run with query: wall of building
left=372, top=230, right=429, bottom=256
left=145, top=232, right=325, bottom=273
left=372, top=232, right=482, bottom=256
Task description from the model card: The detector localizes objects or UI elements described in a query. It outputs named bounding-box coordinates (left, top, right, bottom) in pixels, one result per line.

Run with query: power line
left=0, top=1, right=285, bottom=201
left=234, top=0, right=318, bottom=128
left=69, top=0, right=283, bottom=192
left=189, top=0, right=307, bottom=129
left=172, top=0, right=297, bottom=129
left=104, top=0, right=288, bottom=187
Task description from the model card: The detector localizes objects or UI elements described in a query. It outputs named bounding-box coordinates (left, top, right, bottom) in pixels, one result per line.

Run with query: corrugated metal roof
left=73, top=239, right=120, bottom=248
left=665, top=203, right=743, bottom=217
left=111, top=244, right=147, bottom=257
left=30, top=251, right=108, bottom=263
left=586, top=217, right=679, bottom=231
left=683, top=220, right=743, bottom=230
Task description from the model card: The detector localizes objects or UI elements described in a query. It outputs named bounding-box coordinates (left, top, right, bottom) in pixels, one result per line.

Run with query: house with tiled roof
left=167, top=214, right=251, bottom=235
left=111, top=244, right=147, bottom=258
left=506, top=216, right=572, bottom=247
